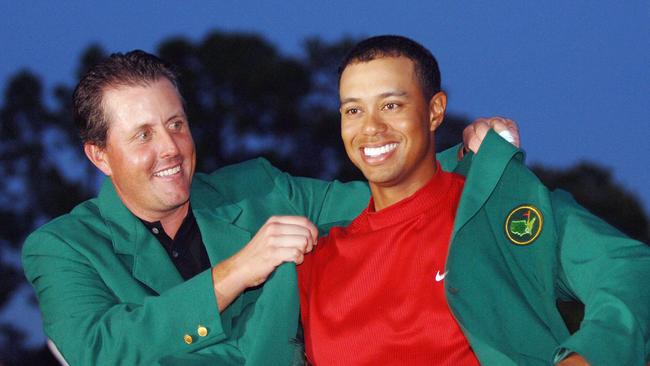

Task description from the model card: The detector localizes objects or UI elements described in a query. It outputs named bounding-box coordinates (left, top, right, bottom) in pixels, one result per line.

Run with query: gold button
left=184, top=334, right=193, bottom=345
left=197, top=325, right=208, bottom=337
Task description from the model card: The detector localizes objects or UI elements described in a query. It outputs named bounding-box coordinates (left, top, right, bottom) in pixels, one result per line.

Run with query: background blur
left=1, top=1, right=648, bottom=364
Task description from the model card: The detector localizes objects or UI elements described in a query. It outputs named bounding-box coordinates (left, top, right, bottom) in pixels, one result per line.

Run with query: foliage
left=533, top=163, right=650, bottom=244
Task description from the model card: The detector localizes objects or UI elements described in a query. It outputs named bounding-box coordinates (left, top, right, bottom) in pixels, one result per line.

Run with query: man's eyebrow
left=340, top=97, right=360, bottom=105
left=340, top=90, right=408, bottom=105
left=379, top=90, right=408, bottom=98
left=122, top=121, right=152, bottom=141
left=128, top=121, right=153, bottom=132
left=165, top=112, right=187, bottom=122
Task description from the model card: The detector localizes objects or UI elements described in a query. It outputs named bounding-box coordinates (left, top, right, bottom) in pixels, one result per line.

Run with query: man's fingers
left=265, top=222, right=314, bottom=237
left=263, top=223, right=316, bottom=252
left=265, top=216, right=318, bottom=242
left=486, top=117, right=520, bottom=147
left=486, top=117, right=520, bottom=148
left=466, top=119, right=491, bottom=153
left=269, top=234, right=313, bottom=253
left=271, top=246, right=305, bottom=265
left=466, top=117, right=521, bottom=152
left=235, top=216, right=318, bottom=289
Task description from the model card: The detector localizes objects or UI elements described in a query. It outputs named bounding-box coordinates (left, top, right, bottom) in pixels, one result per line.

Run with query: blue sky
left=2, top=1, right=647, bottom=213
left=1, top=0, right=649, bottom=346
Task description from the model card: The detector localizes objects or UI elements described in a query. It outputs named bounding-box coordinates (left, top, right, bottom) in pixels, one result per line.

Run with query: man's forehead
left=102, top=79, right=168, bottom=99
left=101, top=80, right=185, bottom=129
left=339, top=57, right=418, bottom=99
left=341, top=57, right=417, bottom=82
left=343, top=56, right=416, bottom=74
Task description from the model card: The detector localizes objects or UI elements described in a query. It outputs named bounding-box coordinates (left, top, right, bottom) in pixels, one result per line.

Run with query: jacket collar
left=452, top=130, right=524, bottom=237
left=189, top=173, right=252, bottom=264
left=97, top=174, right=250, bottom=294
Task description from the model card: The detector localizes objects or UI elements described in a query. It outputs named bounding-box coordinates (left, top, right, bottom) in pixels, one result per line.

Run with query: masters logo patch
left=505, top=205, right=543, bottom=245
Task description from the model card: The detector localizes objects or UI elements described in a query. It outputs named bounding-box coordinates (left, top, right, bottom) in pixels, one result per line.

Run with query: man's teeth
left=154, top=166, right=181, bottom=177
left=363, top=143, right=398, bottom=157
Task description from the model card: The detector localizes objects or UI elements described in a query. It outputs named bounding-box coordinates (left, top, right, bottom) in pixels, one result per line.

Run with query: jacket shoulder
left=23, top=197, right=107, bottom=256
left=194, top=158, right=285, bottom=198
left=204, top=158, right=278, bottom=180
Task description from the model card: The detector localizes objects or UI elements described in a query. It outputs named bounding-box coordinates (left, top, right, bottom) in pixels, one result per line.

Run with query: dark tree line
left=0, top=30, right=647, bottom=365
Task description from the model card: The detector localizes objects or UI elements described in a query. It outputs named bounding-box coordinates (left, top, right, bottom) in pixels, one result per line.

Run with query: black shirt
left=140, top=208, right=211, bottom=280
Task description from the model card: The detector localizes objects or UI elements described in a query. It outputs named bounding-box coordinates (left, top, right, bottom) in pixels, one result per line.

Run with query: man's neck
left=133, top=203, right=190, bottom=240
left=157, top=204, right=190, bottom=239
left=370, top=161, right=438, bottom=211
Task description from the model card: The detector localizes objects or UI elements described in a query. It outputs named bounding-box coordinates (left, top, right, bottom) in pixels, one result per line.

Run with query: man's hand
left=462, top=116, right=520, bottom=154
left=557, top=353, right=590, bottom=366
left=211, top=216, right=318, bottom=311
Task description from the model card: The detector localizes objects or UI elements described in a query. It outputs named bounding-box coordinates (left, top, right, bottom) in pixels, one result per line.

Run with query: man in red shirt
left=298, top=35, right=481, bottom=366
left=296, top=36, right=635, bottom=365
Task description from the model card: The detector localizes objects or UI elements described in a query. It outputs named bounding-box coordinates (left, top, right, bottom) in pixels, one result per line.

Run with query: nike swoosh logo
left=435, top=270, right=448, bottom=282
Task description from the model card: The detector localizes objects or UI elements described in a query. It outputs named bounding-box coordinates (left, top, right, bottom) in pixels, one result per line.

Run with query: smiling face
left=339, top=56, right=446, bottom=210
left=85, top=78, right=196, bottom=223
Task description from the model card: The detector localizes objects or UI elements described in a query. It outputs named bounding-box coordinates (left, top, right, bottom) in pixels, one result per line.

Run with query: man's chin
left=156, top=189, right=191, bottom=208
left=358, top=164, right=397, bottom=183
left=365, top=174, right=399, bottom=188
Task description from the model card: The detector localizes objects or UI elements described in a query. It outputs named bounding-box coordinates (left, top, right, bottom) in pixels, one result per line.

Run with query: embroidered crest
left=505, top=205, right=543, bottom=245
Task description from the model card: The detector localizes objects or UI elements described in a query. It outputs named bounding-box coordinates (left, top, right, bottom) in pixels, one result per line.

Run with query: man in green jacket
left=298, top=35, right=650, bottom=366
left=21, top=50, right=515, bottom=365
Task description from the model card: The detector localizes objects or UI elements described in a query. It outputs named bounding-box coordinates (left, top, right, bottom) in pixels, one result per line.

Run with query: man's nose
left=362, top=112, right=387, bottom=135
left=158, top=130, right=180, bottom=158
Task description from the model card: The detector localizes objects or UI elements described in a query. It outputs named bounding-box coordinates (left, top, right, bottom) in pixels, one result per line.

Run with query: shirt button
left=448, top=287, right=459, bottom=294
left=172, top=250, right=179, bottom=258
left=184, top=334, right=193, bottom=345
left=152, top=227, right=160, bottom=235
left=197, top=325, right=208, bottom=337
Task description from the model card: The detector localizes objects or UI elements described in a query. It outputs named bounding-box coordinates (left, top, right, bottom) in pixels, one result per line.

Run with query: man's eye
left=382, top=103, right=399, bottom=111
left=170, top=120, right=183, bottom=130
left=345, top=108, right=359, bottom=115
left=136, top=131, right=150, bottom=141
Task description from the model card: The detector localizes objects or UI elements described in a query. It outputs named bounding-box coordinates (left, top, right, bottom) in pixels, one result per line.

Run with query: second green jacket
left=438, top=131, right=650, bottom=365
left=23, top=158, right=370, bottom=365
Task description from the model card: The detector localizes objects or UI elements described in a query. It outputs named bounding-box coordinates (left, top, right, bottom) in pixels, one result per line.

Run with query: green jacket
left=22, top=158, right=370, bottom=365
left=439, top=131, right=650, bottom=365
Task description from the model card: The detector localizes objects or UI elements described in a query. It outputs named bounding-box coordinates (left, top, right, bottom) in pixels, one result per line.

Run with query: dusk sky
left=1, top=0, right=649, bottom=347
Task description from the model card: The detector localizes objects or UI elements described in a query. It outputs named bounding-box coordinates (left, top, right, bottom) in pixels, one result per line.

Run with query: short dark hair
left=338, top=35, right=441, bottom=101
left=72, top=50, right=180, bottom=147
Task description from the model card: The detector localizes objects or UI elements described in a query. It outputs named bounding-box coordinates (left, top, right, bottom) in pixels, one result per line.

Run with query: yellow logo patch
left=505, top=205, right=543, bottom=245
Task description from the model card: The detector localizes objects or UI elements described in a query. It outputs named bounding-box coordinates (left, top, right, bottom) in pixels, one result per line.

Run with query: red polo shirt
left=298, top=166, right=478, bottom=365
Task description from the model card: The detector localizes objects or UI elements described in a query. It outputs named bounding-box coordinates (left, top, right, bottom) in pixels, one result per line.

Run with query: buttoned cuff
left=162, top=269, right=228, bottom=350
left=554, top=320, right=646, bottom=366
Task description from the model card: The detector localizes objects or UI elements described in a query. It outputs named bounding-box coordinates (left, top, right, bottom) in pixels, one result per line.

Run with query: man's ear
left=428, top=91, right=447, bottom=132
left=84, top=143, right=112, bottom=176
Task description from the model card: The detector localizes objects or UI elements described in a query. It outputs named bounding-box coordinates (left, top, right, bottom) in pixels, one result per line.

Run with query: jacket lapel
left=131, top=226, right=184, bottom=293
left=98, top=179, right=184, bottom=294
left=193, top=205, right=252, bottom=266
left=190, top=177, right=253, bottom=317
left=188, top=174, right=253, bottom=264
left=452, top=130, right=524, bottom=239
left=96, top=171, right=260, bottom=301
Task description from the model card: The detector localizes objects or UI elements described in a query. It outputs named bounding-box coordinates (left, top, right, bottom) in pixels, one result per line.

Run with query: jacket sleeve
left=551, top=190, right=650, bottom=365
left=22, top=229, right=236, bottom=365
left=437, top=143, right=463, bottom=173
left=255, top=158, right=370, bottom=227
left=256, top=144, right=462, bottom=227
